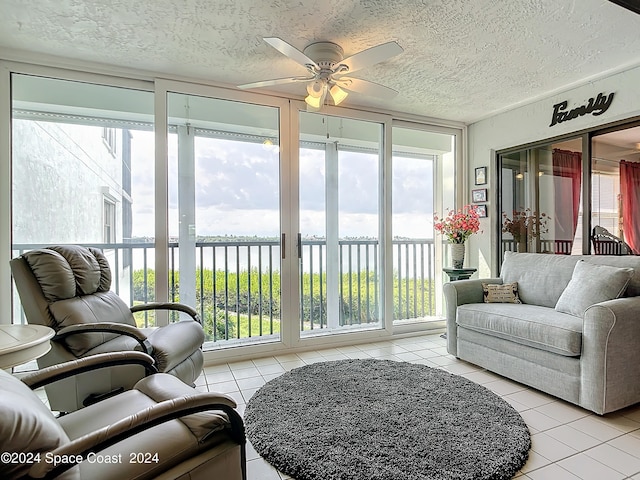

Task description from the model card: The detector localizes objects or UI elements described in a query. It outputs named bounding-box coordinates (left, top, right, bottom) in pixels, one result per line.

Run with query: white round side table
left=0, top=324, right=54, bottom=369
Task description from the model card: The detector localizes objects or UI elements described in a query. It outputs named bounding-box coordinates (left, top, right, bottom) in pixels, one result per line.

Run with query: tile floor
left=26, top=333, right=640, bottom=479
left=195, top=333, right=640, bottom=480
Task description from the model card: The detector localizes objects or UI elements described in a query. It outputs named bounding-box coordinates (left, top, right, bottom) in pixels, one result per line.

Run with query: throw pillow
left=483, top=282, right=522, bottom=303
left=555, top=260, right=634, bottom=317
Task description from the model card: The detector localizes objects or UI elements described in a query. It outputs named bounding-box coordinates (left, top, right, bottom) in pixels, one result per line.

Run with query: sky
left=129, top=130, right=435, bottom=240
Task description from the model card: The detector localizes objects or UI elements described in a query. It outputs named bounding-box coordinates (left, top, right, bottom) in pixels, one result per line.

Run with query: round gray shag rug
left=245, top=359, right=530, bottom=480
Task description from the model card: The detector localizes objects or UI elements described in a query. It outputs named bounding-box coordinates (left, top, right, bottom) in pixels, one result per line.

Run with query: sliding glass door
left=166, top=91, right=282, bottom=347
left=391, top=125, right=455, bottom=323
left=591, top=125, right=640, bottom=255
left=498, top=124, right=640, bottom=258
left=499, top=138, right=584, bottom=257
left=298, top=112, right=383, bottom=337
left=8, top=69, right=460, bottom=353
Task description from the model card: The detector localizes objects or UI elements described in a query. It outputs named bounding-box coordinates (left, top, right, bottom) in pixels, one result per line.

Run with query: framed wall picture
left=472, top=188, right=487, bottom=203
left=475, top=166, right=487, bottom=185
left=476, top=204, right=487, bottom=218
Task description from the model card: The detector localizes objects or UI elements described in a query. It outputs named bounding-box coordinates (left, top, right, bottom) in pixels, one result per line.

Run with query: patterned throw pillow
left=483, top=282, right=522, bottom=304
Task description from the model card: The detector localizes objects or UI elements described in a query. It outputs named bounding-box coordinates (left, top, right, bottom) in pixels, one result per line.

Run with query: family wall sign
left=549, top=92, right=615, bottom=127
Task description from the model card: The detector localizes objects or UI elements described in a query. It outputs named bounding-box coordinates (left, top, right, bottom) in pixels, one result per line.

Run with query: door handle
left=281, top=233, right=286, bottom=259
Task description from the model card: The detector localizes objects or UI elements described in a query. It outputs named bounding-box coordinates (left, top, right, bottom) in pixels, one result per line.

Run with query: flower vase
left=451, top=243, right=465, bottom=269
left=517, top=239, right=528, bottom=253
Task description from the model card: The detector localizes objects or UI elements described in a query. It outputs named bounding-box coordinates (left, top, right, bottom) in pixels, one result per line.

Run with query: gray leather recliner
left=0, top=352, right=246, bottom=480
left=10, top=245, right=205, bottom=412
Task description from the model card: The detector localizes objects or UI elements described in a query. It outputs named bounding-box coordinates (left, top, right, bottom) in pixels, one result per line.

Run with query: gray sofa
left=444, top=252, right=640, bottom=415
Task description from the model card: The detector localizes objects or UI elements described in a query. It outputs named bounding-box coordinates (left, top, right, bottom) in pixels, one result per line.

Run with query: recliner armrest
left=20, top=352, right=157, bottom=390
left=55, top=322, right=153, bottom=354
left=131, top=302, right=202, bottom=324
left=29, top=392, right=245, bottom=479
left=146, top=321, right=205, bottom=372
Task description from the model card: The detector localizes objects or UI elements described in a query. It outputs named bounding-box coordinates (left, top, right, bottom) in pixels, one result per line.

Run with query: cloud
left=392, top=156, right=434, bottom=214
left=129, top=131, right=435, bottom=239
left=193, top=138, right=279, bottom=210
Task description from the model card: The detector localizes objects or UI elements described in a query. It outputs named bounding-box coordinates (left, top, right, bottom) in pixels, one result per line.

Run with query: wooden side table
left=443, top=268, right=477, bottom=281
left=0, top=324, right=54, bottom=369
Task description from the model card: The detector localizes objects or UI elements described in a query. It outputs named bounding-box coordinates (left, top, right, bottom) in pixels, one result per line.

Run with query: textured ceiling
left=1, top=0, right=640, bottom=123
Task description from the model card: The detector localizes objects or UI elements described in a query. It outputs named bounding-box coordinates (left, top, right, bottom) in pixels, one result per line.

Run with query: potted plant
left=501, top=209, right=550, bottom=252
left=434, top=205, right=481, bottom=268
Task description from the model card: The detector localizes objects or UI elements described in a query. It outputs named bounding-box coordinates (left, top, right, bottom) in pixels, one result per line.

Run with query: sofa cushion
left=499, top=253, right=640, bottom=307
left=456, top=303, right=583, bottom=356
left=555, top=261, right=634, bottom=317
left=483, top=282, right=521, bottom=303
left=500, top=252, right=580, bottom=307
left=583, top=256, right=640, bottom=297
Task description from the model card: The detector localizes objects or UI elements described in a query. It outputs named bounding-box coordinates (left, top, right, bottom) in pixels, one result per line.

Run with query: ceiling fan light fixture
left=305, top=93, right=323, bottom=110
left=239, top=37, right=404, bottom=113
left=329, top=85, right=348, bottom=105
left=306, top=80, right=326, bottom=98
left=305, top=85, right=329, bottom=111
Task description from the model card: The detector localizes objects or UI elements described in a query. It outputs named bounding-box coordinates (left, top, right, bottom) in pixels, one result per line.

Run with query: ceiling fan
left=238, top=37, right=404, bottom=111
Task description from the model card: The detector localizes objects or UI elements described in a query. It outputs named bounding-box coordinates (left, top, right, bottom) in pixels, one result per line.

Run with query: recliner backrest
left=12, top=246, right=137, bottom=356
left=0, top=369, right=78, bottom=480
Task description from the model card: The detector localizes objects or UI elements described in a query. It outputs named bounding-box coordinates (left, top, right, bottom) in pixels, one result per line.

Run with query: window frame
left=1, top=60, right=464, bottom=362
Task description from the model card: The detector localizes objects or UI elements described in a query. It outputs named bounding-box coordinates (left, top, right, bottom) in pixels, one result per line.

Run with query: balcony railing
left=501, top=238, right=574, bottom=255
left=12, top=239, right=436, bottom=344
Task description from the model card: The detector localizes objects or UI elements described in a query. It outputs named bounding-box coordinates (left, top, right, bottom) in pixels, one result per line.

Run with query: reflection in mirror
left=499, top=138, right=583, bottom=257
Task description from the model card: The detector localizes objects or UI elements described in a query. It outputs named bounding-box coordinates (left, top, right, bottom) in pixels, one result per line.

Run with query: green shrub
left=133, top=268, right=434, bottom=340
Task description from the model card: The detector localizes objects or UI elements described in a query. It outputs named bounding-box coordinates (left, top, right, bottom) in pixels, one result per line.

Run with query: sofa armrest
left=580, top=296, right=640, bottom=414
left=443, top=278, right=502, bottom=356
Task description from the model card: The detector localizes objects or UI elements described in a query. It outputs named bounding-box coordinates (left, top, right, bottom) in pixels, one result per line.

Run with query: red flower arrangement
left=434, top=205, right=481, bottom=244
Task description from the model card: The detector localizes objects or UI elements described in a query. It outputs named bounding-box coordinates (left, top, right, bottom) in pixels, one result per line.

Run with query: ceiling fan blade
left=238, top=76, right=312, bottom=89
left=335, top=77, right=399, bottom=98
left=264, top=37, right=319, bottom=69
left=338, top=41, right=403, bottom=74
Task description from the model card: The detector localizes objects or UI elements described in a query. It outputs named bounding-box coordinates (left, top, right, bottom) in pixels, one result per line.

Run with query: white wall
left=12, top=120, right=124, bottom=245
left=467, top=65, right=640, bottom=276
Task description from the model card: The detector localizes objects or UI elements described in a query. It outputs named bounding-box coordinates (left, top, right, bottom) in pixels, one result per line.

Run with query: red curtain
left=620, top=160, right=640, bottom=254
left=552, top=149, right=582, bottom=251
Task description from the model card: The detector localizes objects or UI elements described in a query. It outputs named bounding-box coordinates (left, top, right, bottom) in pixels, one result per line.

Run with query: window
left=103, top=198, right=116, bottom=243
left=391, top=126, right=455, bottom=322
left=497, top=122, right=640, bottom=259
left=591, top=125, right=640, bottom=255
left=9, top=70, right=461, bottom=353
left=499, top=139, right=583, bottom=256
left=11, top=74, right=155, bottom=323
left=166, top=91, right=282, bottom=345
left=298, top=112, right=383, bottom=337
left=103, top=127, right=117, bottom=156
